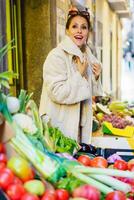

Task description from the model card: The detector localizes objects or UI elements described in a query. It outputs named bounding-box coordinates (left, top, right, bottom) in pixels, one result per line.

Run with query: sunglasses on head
left=68, top=10, right=90, bottom=18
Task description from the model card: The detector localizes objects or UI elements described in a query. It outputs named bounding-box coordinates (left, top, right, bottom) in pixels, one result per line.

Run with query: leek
left=89, top=174, right=131, bottom=193
left=74, top=165, right=134, bottom=178
left=18, top=89, right=33, bottom=113
left=72, top=171, right=113, bottom=194
left=9, top=122, right=66, bottom=183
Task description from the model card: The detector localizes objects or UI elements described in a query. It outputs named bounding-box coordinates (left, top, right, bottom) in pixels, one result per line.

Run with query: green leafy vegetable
left=57, top=175, right=83, bottom=193
left=46, top=126, right=79, bottom=154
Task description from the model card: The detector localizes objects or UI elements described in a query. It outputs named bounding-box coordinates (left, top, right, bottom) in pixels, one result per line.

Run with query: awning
left=108, top=0, right=131, bottom=18
left=117, top=10, right=131, bottom=18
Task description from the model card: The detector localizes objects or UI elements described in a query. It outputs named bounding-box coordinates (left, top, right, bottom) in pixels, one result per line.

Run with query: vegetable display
left=1, top=79, right=134, bottom=199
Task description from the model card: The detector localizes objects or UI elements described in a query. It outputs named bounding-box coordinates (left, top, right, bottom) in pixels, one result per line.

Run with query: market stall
left=0, top=72, right=134, bottom=200
left=92, top=96, right=134, bottom=161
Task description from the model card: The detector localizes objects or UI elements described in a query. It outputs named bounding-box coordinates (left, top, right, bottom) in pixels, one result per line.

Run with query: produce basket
left=0, top=189, right=9, bottom=200
left=92, top=127, right=134, bottom=161
left=102, top=121, right=134, bottom=137
left=101, top=148, right=134, bottom=161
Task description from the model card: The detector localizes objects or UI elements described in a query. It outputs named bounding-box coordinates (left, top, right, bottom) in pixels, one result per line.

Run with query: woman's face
left=66, top=15, right=89, bottom=48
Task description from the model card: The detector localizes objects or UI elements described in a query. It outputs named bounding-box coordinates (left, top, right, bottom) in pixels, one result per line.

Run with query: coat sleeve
left=43, top=50, right=91, bottom=104
left=92, top=75, right=103, bottom=96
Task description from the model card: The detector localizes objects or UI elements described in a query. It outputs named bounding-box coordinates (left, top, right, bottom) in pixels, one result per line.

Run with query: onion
left=6, top=96, right=20, bottom=114
left=107, top=153, right=123, bottom=164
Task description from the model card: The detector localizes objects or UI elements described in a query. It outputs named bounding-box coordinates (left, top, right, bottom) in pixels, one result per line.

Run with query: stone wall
left=21, top=0, right=56, bottom=105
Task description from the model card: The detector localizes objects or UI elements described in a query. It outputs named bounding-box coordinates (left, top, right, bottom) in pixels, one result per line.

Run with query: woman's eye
left=81, top=26, right=88, bottom=29
left=71, top=24, right=88, bottom=29
left=72, top=25, right=77, bottom=28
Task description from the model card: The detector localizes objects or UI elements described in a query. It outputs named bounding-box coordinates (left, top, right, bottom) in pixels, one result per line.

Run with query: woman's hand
left=91, top=63, right=102, bottom=80
left=74, top=56, right=88, bottom=78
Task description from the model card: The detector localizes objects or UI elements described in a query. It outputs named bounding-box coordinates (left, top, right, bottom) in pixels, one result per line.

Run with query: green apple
left=24, top=179, right=45, bottom=196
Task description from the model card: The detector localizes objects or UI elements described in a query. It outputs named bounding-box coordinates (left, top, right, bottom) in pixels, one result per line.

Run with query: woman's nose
left=77, top=28, right=82, bottom=33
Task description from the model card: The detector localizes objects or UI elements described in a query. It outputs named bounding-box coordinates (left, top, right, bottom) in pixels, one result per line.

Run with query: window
left=0, top=0, right=24, bottom=94
left=0, top=0, right=7, bottom=72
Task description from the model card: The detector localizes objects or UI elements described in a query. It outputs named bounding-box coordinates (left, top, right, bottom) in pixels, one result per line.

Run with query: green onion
left=18, top=89, right=33, bottom=113
left=72, top=171, right=113, bottom=194
left=90, top=174, right=131, bottom=193
left=74, top=165, right=134, bottom=178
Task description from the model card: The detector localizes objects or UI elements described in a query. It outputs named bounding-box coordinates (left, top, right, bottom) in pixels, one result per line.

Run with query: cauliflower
left=13, top=113, right=38, bottom=134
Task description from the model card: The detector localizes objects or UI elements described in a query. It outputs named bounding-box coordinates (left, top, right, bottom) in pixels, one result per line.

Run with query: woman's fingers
left=92, top=63, right=101, bottom=77
left=75, top=56, right=88, bottom=76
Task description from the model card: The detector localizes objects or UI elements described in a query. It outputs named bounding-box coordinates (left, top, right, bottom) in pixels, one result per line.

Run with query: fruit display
left=92, top=96, right=134, bottom=137
left=102, top=114, right=133, bottom=129
left=96, top=103, right=111, bottom=115
left=102, top=121, right=134, bottom=137
left=108, top=101, right=134, bottom=117
left=92, top=118, right=100, bottom=132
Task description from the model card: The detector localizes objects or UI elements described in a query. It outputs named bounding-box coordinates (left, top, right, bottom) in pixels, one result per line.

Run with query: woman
left=39, top=9, right=103, bottom=143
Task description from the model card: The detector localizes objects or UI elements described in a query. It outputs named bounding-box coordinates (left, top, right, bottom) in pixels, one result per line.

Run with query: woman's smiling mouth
left=74, top=35, right=83, bottom=40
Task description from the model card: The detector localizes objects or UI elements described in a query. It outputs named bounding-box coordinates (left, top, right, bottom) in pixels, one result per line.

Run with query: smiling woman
left=39, top=7, right=103, bottom=144
left=66, top=15, right=89, bottom=51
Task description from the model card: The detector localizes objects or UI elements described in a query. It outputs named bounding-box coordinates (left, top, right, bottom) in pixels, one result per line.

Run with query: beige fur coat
left=39, top=36, right=103, bottom=143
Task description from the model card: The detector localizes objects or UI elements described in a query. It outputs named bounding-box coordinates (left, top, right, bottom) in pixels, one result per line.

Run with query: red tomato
left=0, top=143, right=6, bottom=153
left=0, top=162, right=6, bottom=172
left=41, top=190, right=57, bottom=200
left=21, top=193, right=40, bottom=200
left=129, top=165, right=134, bottom=171
left=90, top=156, right=108, bottom=168
left=13, top=176, right=23, bottom=185
left=114, top=160, right=128, bottom=171
left=6, top=183, right=26, bottom=200
left=77, top=155, right=91, bottom=166
left=0, top=153, right=7, bottom=163
left=0, top=168, right=14, bottom=190
left=127, top=159, right=134, bottom=171
left=128, top=192, right=134, bottom=200
left=105, top=191, right=126, bottom=200
left=55, top=189, right=69, bottom=200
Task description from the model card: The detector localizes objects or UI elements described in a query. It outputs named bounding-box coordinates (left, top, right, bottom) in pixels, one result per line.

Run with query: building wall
left=95, top=0, right=122, bottom=99
left=117, top=22, right=123, bottom=99
left=101, top=1, right=111, bottom=93
left=85, top=0, right=123, bottom=98
left=21, top=0, right=57, bottom=105
left=21, top=0, right=71, bottom=105
left=56, top=0, right=70, bottom=44
left=112, top=13, right=118, bottom=98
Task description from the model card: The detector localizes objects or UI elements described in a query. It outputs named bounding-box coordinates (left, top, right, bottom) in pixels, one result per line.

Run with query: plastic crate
left=0, top=189, right=9, bottom=200
left=100, top=148, right=134, bottom=161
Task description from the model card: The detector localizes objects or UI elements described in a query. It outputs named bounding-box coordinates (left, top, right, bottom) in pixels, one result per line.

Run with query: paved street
left=121, top=58, right=134, bottom=103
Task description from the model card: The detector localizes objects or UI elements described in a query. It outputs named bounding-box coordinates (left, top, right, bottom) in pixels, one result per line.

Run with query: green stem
left=89, top=174, right=131, bottom=193
left=72, top=171, right=113, bottom=194
left=74, top=166, right=134, bottom=178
